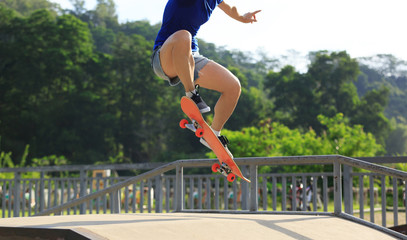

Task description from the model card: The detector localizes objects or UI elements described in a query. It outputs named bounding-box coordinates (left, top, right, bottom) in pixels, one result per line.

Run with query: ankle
left=213, top=129, right=221, bottom=136
left=185, top=90, right=197, bottom=98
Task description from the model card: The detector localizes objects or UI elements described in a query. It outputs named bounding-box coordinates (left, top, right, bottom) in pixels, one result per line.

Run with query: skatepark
left=1, top=156, right=407, bottom=239
left=0, top=212, right=401, bottom=240
left=2, top=0, right=407, bottom=239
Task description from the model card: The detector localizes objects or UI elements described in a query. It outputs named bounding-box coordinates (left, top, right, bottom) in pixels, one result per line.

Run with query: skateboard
left=179, top=96, right=250, bottom=183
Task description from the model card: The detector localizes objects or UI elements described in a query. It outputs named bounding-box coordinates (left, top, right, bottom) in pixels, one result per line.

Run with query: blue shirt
left=154, top=0, right=224, bottom=52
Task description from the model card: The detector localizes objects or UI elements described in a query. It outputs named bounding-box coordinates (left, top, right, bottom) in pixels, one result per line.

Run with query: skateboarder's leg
left=195, top=61, right=241, bottom=131
left=157, top=30, right=210, bottom=113
left=158, top=30, right=195, bottom=92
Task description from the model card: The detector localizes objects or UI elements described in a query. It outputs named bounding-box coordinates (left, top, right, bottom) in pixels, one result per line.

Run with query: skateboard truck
left=218, top=163, right=230, bottom=176
left=180, top=119, right=204, bottom=137
left=211, top=162, right=236, bottom=182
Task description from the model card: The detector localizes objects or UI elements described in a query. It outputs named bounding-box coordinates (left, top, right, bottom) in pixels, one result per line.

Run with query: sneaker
left=218, top=135, right=230, bottom=147
left=200, top=135, right=234, bottom=158
left=190, top=85, right=210, bottom=113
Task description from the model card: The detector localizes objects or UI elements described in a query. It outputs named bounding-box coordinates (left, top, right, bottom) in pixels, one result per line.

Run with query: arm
left=218, top=1, right=261, bottom=24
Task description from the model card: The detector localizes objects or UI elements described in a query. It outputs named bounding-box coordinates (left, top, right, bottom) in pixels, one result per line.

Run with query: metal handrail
left=4, top=155, right=397, bottom=239
left=0, top=162, right=164, bottom=173
left=34, top=155, right=407, bottom=216
left=34, top=160, right=178, bottom=216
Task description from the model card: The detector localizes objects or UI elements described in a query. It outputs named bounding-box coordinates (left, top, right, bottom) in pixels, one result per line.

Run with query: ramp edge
left=0, top=226, right=107, bottom=240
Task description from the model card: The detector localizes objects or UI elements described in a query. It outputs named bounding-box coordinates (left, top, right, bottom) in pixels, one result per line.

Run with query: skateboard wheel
left=227, top=173, right=236, bottom=182
left=179, top=119, right=188, bottom=129
left=195, top=128, right=204, bottom=137
left=211, top=163, right=221, bottom=173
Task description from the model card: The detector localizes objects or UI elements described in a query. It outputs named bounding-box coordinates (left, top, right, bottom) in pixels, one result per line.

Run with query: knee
left=172, top=30, right=192, bottom=46
left=229, top=76, right=241, bottom=99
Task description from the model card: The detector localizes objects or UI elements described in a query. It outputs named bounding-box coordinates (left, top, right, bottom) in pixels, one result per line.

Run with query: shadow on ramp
left=0, top=226, right=105, bottom=240
left=0, top=213, right=402, bottom=240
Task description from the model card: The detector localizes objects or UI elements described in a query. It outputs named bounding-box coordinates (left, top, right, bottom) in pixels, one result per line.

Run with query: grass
left=355, top=210, right=406, bottom=227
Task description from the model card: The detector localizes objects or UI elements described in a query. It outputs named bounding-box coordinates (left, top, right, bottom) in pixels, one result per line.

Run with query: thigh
left=158, top=30, right=192, bottom=79
left=158, top=37, right=177, bottom=78
left=195, top=61, right=241, bottom=94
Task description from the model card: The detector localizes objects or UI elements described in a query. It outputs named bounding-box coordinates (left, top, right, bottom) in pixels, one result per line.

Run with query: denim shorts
left=151, top=46, right=210, bottom=86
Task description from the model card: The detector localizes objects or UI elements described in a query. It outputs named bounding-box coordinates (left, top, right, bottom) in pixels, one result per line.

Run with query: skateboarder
left=151, top=0, right=261, bottom=148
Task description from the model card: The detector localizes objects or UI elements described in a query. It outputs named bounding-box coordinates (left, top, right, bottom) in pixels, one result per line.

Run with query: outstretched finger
left=252, top=10, right=261, bottom=21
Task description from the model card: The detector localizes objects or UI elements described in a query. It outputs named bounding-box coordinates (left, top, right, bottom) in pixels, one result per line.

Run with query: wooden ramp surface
left=0, top=213, right=399, bottom=240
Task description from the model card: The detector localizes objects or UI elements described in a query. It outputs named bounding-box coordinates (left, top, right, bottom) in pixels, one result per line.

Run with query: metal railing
left=1, top=155, right=407, bottom=239
left=0, top=163, right=163, bottom=216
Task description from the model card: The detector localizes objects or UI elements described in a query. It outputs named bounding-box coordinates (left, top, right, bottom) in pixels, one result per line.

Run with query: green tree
left=69, top=0, right=86, bottom=15
left=228, top=87, right=273, bottom=130
left=120, top=20, right=160, bottom=42
left=356, top=60, right=407, bottom=124
left=91, top=0, right=118, bottom=29
left=0, top=0, right=59, bottom=17
left=265, top=65, right=317, bottom=129
left=358, top=54, right=407, bottom=77
left=265, top=51, right=358, bottom=132
left=386, top=121, right=407, bottom=156
left=0, top=8, right=98, bottom=163
left=351, top=87, right=391, bottom=146
left=307, top=51, right=360, bottom=118
left=208, top=113, right=382, bottom=159
left=265, top=51, right=390, bottom=147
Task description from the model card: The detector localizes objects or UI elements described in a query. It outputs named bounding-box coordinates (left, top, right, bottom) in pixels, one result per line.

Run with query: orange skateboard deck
left=179, top=96, right=250, bottom=183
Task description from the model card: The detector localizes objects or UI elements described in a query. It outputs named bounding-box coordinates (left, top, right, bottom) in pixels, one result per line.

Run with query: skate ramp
left=0, top=213, right=400, bottom=240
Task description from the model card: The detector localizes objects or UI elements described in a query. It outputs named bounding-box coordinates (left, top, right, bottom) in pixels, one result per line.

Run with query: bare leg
left=195, top=61, right=241, bottom=131
left=158, top=30, right=195, bottom=92
left=157, top=30, right=240, bottom=130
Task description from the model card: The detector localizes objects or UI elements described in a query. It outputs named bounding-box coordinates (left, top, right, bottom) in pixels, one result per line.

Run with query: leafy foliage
left=0, top=1, right=405, bottom=168
left=207, top=114, right=382, bottom=159
left=356, top=55, right=407, bottom=154
left=266, top=51, right=392, bottom=147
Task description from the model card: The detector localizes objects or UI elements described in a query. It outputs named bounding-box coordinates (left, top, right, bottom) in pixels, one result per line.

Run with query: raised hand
left=242, top=10, right=261, bottom=23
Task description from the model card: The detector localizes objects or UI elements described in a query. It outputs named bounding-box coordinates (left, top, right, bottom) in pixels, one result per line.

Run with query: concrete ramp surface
left=0, top=213, right=399, bottom=240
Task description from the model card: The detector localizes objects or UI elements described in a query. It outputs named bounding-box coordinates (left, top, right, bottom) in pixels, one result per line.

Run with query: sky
left=53, top=0, right=407, bottom=68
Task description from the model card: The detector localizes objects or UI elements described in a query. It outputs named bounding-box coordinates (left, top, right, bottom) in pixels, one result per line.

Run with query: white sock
left=213, top=130, right=221, bottom=136
left=185, top=90, right=196, bottom=98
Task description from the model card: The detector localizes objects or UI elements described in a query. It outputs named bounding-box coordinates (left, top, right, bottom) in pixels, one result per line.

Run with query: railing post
left=343, top=165, right=353, bottom=215
left=112, top=190, right=121, bottom=214
left=13, top=172, right=21, bottom=217
left=249, top=164, right=258, bottom=211
left=334, top=160, right=342, bottom=215
left=381, top=175, right=386, bottom=227
left=155, top=174, right=163, bottom=213
left=393, top=177, right=398, bottom=226
left=282, top=177, right=287, bottom=211
left=301, top=175, right=307, bottom=211
left=39, top=171, right=45, bottom=212
left=241, top=166, right=249, bottom=210
left=343, top=165, right=353, bottom=214
left=291, top=175, right=297, bottom=211
left=175, top=164, right=183, bottom=212
left=79, top=169, right=87, bottom=214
